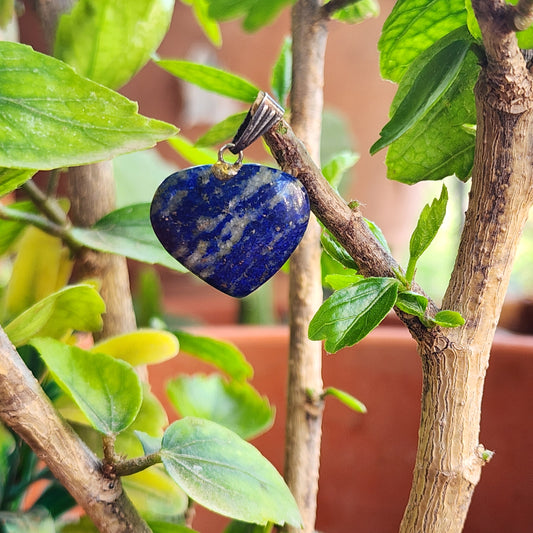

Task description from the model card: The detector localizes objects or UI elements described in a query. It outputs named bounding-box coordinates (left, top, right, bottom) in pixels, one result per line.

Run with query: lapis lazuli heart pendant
left=150, top=163, right=310, bottom=298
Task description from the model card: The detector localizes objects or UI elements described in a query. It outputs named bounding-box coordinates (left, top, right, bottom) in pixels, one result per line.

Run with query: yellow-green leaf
left=91, top=329, right=179, bottom=366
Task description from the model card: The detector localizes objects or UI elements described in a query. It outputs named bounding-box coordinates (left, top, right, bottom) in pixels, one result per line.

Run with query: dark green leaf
left=323, top=386, right=367, bottom=413
left=406, top=185, right=448, bottom=283
left=371, top=38, right=471, bottom=154
left=224, top=521, right=267, bottom=533
left=0, top=42, right=177, bottom=170
left=395, top=291, right=428, bottom=318
left=364, top=218, right=391, bottom=254
left=0, top=423, right=16, bottom=503
left=161, top=417, right=302, bottom=527
left=309, top=277, right=401, bottom=353
left=31, top=338, right=142, bottom=435
left=320, top=229, right=358, bottom=270
left=0, top=168, right=36, bottom=197
left=148, top=520, right=198, bottom=533
left=330, top=0, right=379, bottom=24
left=54, top=0, right=175, bottom=89
left=156, top=59, right=259, bottom=103
left=71, top=204, right=187, bottom=272
left=167, top=374, right=274, bottom=440
left=378, top=0, right=467, bottom=82
left=174, top=330, right=253, bottom=381
left=321, top=150, right=359, bottom=189
left=270, top=37, right=292, bottom=105
left=428, top=309, right=465, bottom=328
left=195, top=112, right=249, bottom=147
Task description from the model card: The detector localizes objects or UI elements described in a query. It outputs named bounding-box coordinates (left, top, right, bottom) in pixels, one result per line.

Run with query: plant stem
left=283, top=2, right=327, bottom=532
left=114, top=452, right=162, bottom=477
left=66, top=161, right=137, bottom=339
left=0, top=327, right=151, bottom=532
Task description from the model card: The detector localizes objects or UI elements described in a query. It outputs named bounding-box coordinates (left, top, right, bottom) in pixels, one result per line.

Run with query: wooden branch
left=320, top=0, right=362, bottom=19
left=283, top=2, right=326, bottom=532
left=399, top=3, right=533, bottom=531
left=0, top=328, right=150, bottom=532
left=67, top=162, right=137, bottom=339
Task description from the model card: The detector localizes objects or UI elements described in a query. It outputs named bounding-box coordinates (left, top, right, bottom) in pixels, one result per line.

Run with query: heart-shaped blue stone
left=150, top=163, right=310, bottom=298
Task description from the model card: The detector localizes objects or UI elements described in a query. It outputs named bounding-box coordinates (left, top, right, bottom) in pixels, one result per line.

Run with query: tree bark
left=67, top=162, right=137, bottom=339
left=0, top=328, right=150, bottom=532
left=399, top=2, right=533, bottom=530
left=283, top=2, right=327, bottom=532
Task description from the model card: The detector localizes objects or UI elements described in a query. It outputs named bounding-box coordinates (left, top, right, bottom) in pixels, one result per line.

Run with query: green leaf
left=205, top=0, right=295, bottom=32
left=167, top=374, right=274, bottom=440
left=70, top=203, right=187, bottom=272
left=0, top=423, right=16, bottom=504
left=0, top=168, right=36, bottom=197
left=0, top=0, right=13, bottom=29
left=428, top=309, right=465, bottom=328
left=195, top=112, right=249, bottom=147
left=5, top=284, right=105, bottom=346
left=371, top=38, right=471, bottom=154
left=161, top=417, right=302, bottom=527
left=182, top=0, right=222, bottom=47
left=148, top=520, right=198, bottom=533
left=168, top=136, right=217, bottom=166
left=384, top=31, right=479, bottom=183
left=364, top=217, right=391, bottom=254
left=309, top=277, right=401, bottom=353
left=54, top=0, right=175, bottom=89
left=32, top=338, right=142, bottom=435
left=329, top=0, right=379, bottom=24
left=324, top=273, right=363, bottom=291
left=378, top=0, right=467, bottom=82
left=0, top=42, right=176, bottom=171
left=320, top=229, right=358, bottom=270
left=395, top=290, right=428, bottom=318
left=406, top=185, right=448, bottom=283
left=91, top=329, right=179, bottom=366
left=175, top=330, right=253, bottom=381
left=241, top=0, right=294, bottom=32
left=135, top=431, right=162, bottom=456
left=321, top=150, right=359, bottom=189
left=156, top=59, right=259, bottom=103
left=270, top=37, right=292, bottom=105
left=224, top=521, right=267, bottom=533
left=323, top=386, right=367, bottom=413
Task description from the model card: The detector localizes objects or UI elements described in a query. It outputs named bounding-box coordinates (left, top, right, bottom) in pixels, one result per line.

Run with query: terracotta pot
left=148, top=325, right=533, bottom=533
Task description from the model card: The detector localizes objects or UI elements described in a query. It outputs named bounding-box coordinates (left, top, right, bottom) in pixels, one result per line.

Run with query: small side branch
left=320, top=0, right=361, bottom=19
left=512, top=0, right=533, bottom=31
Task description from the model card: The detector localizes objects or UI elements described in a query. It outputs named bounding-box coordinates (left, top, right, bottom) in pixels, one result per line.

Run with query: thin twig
left=22, top=180, right=68, bottom=226
left=512, top=0, right=533, bottom=30
left=113, top=452, right=162, bottom=477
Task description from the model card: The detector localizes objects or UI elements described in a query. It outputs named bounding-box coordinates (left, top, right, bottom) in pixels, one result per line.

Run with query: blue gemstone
left=150, top=164, right=310, bottom=298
